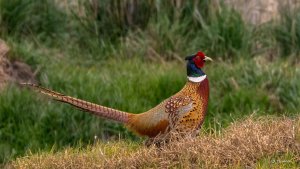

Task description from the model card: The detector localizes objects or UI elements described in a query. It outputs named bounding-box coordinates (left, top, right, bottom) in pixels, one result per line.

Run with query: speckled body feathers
left=127, top=78, right=209, bottom=137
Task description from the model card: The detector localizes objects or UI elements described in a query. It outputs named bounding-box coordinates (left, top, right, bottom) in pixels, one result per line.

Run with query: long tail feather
left=21, top=83, right=131, bottom=124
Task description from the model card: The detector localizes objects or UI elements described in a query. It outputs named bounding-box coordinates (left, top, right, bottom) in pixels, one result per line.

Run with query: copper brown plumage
left=22, top=51, right=212, bottom=140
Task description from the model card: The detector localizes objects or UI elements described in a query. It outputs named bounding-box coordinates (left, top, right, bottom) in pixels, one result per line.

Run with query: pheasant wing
left=165, top=96, right=194, bottom=128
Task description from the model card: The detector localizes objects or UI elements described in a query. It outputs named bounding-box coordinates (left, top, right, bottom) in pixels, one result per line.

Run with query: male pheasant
left=23, top=51, right=212, bottom=140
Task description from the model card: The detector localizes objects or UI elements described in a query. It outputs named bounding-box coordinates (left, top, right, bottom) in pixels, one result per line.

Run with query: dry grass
left=225, top=0, right=300, bottom=24
left=8, top=116, right=300, bottom=168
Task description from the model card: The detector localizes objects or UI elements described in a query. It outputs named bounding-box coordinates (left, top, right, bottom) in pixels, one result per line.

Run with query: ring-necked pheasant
left=22, top=51, right=212, bottom=141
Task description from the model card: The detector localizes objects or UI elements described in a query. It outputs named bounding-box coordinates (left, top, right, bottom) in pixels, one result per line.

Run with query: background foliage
left=0, top=0, right=299, bottom=163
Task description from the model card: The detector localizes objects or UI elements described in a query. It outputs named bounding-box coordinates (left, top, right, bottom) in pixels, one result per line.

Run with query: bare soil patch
left=0, top=40, right=36, bottom=90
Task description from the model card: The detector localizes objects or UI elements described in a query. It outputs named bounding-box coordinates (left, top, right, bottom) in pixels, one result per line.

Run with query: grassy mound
left=8, top=116, right=300, bottom=168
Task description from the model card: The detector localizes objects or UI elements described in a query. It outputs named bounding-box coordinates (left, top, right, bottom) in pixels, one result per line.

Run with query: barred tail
left=21, top=83, right=132, bottom=124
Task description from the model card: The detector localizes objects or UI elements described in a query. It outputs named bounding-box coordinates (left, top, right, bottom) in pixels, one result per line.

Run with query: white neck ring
left=187, top=75, right=207, bottom=83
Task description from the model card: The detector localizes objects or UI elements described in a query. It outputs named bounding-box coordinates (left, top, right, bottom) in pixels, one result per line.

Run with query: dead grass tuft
left=8, top=116, right=300, bottom=168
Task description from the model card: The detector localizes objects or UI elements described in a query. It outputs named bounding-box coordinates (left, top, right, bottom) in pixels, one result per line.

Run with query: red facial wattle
left=193, top=51, right=206, bottom=68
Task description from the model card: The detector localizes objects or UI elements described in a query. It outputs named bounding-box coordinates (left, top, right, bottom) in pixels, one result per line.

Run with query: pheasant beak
left=204, top=56, right=213, bottom=62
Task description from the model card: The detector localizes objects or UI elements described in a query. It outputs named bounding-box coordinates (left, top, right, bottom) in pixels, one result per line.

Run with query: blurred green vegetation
left=0, top=0, right=299, bottom=163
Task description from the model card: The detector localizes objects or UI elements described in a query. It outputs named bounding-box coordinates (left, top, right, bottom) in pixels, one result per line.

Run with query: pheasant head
left=185, top=51, right=213, bottom=83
